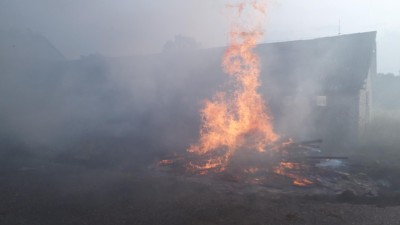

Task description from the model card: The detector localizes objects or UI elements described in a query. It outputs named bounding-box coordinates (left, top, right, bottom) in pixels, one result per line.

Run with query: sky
left=0, top=0, right=399, bottom=73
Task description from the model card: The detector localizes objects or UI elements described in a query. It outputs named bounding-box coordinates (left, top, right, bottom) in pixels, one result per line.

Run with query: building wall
left=358, top=41, right=376, bottom=138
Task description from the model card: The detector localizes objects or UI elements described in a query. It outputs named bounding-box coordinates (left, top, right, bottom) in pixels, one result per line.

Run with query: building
left=256, top=31, right=377, bottom=150
left=107, top=31, right=378, bottom=151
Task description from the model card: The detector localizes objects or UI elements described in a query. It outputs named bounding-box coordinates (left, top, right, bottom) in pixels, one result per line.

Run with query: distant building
left=257, top=32, right=377, bottom=150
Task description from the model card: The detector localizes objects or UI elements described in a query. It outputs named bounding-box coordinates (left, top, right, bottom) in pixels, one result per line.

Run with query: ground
left=1, top=143, right=400, bottom=225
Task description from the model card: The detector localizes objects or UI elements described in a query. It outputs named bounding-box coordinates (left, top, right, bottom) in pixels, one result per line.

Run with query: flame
left=188, top=0, right=278, bottom=171
left=274, top=162, right=313, bottom=187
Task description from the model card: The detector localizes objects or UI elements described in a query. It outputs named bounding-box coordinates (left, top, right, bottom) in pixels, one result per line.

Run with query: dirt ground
left=1, top=146, right=400, bottom=225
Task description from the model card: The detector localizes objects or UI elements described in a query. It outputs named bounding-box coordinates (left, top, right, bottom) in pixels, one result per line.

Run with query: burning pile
left=158, top=139, right=382, bottom=197
left=158, top=1, right=316, bottom=187
left=157, top=1, right=384, bottom=196
left=188, top=0, right=278, bottom=172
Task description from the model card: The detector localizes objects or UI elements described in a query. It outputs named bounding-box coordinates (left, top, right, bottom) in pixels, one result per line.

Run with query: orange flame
left=188, top=0, right=278, bottom=171
left=274, top=162, right=313, bottom=187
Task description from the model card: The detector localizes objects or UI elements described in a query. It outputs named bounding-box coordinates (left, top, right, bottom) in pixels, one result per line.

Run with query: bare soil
left=1, top=147, right=400, bottom=225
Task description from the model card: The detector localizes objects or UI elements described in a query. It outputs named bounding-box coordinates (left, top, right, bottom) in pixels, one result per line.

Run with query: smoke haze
left=1, top=1, right=400, bottom=225
left=0, top=0, right=399, bottom=73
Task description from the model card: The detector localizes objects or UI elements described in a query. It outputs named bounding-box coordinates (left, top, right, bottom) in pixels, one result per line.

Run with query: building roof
left=105, top=31, right=377, bottom=107
left=257, top=31, right=377, bottom=96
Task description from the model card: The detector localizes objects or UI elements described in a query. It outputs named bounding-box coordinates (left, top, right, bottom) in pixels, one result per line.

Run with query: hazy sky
left=0, top=0, right=399, bottom=73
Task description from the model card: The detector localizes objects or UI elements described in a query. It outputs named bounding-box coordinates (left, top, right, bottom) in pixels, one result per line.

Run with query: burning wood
left=157, top=137, right=383, bottom=198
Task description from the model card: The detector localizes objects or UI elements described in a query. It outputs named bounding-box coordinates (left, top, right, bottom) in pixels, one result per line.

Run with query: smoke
left=1, top=3, right=400, bottom=225
left=0, top=2, right=398, bottom=161
left=0, top=0, right=228, bottom=58
left=0, top=31, right=227, bottom=158
left=0, top=29, right=397, bottom=161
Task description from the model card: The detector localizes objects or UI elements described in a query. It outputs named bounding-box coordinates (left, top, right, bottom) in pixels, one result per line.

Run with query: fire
left=188, top=0, right=278, bottom=171
left=274, top=162, right=313, bottom=187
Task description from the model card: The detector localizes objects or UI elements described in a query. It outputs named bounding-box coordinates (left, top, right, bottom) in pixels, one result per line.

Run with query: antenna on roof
left=338, top=20, right=341, bottom=35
